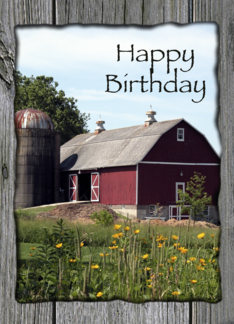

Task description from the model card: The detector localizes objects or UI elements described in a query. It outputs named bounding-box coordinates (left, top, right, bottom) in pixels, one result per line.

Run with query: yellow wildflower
left=146, top=279, right=152, bottom=282
left=56, top=243, right=63, bottom=248
left=114, top=224, right=121, bottom=230
left=170, top=266, right=173, bottom=272
left=150, top=274, right=155, bottom=279
left=96, top=292, right=103, bottom=297
left=180, top=248, right=188, bottom=254
left=172, top=291, right=180, bottom=296
left=156, top=235, right=163, bottom=241
left=174, top=243, right=180, bottom=248
left=159, top=273, right=163, bottom=276
left=213, top=247, right=219, bottom=251
left=80, top=242, right=84, bottom=247
left=189, top=257, right=196, bottom=262
left=159, top=264, right=164, bottom=267
left=142, top=254, right=149, bottom=259
left=123, top=226, right=130, bottom=231
left=199, top=258, right=205, bottom=264
left=112, top=233, right=123, bottom=239
left=190, top=280, right=197, bottom=284
left=100, top=253, right=108, bottom=257
left=211, top=234, right=214, bottom=237
left=197, top=233, right=205, bottom=239
left=69, top=259, right=76, bottom=263
left=29, top=253, right=33, bottom=257
left=112, top=241, right=116, bottom=244
left=144, top=267, right=151, bottom=271
left=109, top=246, right=118, bottom=250
left=212, top=260, right=216, bottom=263
left=147, top=285, right=152, bottom=288
left=172, top=235, right=178, bottom=240
left=134, top=229, right=140, bottom=234
left=196, top=265, right=204, bottom=271
left=171, top=256, right=177, bottom=262
left=30, top=247, right=36, bottom=250
left=91, top=264, right=99, bottom=269
left=158, top=243, right=163, bottom=248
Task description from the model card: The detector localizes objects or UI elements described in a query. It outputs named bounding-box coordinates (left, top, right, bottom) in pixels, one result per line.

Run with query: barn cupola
left=95, top=116, right=106, bottom=134
left=145, top=106, right=157, bottom=126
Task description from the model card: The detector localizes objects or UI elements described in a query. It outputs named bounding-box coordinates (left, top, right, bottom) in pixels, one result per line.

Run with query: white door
left=91, top=172, right=99, bottom=202
left=69, top=174, right=77, bottom=201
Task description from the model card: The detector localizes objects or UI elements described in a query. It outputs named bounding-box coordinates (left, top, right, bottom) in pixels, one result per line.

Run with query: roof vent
left=145, top=106, right=157, bottom=126
left=95, top=116, right=106, bottom=134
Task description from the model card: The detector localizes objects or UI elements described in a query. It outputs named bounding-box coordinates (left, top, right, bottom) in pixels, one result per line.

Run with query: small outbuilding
left=60, top=110, right=220, bottom=223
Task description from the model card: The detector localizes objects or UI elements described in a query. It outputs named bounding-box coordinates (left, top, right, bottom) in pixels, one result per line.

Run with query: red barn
left=60, top=110, right=220, bottom=224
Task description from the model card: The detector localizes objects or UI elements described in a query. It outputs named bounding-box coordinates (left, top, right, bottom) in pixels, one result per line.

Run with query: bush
left=90, top=210, right=114, bottom=226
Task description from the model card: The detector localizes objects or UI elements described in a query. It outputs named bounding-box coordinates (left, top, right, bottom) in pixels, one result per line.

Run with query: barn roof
left=60, top=118, right=183, bottom=171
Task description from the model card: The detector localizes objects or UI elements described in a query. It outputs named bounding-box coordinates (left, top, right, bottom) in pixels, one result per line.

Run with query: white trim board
left=140, top=161, right=220, bottom=166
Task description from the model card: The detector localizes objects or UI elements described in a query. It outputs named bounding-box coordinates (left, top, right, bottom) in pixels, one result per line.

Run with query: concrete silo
left=14, top=108, right=60, bottom=209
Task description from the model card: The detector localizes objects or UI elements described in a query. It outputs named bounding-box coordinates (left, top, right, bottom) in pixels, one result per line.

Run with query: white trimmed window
left=149, top=205, right=156, bottom=216
left=176, top=182, right=185, bottom=202
left=203, top=206, right=209, bottom=216
left=177, top=128, right=184, bottom=141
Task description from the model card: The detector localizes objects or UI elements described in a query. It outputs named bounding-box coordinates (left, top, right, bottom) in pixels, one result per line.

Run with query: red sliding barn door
left=91, top=172, right=99, bottom=202
left=69, top=174, right=77, bottom=201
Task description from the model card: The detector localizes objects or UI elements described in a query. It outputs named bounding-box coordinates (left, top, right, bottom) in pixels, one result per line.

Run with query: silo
left=14, top=108, right=60, bottom=209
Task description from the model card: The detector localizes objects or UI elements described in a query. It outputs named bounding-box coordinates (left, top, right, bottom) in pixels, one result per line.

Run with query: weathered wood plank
left=55, top=0, right=189, bottom=25
left=0, top=1, right=54, bottom=324
left=192, top=0, right=234, bottom=323
left=56, top=300, right=189, bottom=324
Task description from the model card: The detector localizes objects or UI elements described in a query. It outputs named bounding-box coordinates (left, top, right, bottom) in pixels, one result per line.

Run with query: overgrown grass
left=16, top=217, right=221, bottom=303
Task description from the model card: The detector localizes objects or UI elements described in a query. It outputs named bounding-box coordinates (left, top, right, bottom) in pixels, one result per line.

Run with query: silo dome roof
left=15, top=108, right=54, bottom=129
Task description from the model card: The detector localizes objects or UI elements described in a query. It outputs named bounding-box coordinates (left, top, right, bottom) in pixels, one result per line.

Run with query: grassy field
left=15, top=207, right=221, bottom=303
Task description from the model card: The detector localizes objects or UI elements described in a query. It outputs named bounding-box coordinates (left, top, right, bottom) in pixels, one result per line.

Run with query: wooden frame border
left=0, top=1, right=232, bottom=323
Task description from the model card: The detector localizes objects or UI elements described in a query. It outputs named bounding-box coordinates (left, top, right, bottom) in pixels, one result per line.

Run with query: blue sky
left=15, top=24, right=220, bottom=155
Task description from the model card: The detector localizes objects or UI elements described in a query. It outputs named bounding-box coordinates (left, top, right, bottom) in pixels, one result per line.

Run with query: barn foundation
left=110, top=204, right=220, bottom=225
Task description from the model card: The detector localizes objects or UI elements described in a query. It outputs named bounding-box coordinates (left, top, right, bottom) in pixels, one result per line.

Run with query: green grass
left=15, top=205, right=57, bottom=219
left=16, top=217, right=221, bottom=303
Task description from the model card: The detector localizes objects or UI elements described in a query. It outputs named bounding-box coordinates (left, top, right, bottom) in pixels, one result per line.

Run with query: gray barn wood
left=0, top=0, right=233, bottom=323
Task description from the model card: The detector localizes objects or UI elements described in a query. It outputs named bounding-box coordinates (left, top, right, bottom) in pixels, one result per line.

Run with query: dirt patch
left=37, top=203, right=219, bottom=228
left=141, top=218, right=219, bottom=228
left=37, top=203, right=120, bottom=224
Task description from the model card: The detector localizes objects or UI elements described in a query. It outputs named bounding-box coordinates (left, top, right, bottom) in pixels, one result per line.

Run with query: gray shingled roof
left=60, top=119, right=183, bottom=171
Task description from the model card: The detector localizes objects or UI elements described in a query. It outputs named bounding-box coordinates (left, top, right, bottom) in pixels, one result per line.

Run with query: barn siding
left=99, top=166, right=136, bottom=205
left=138, top=163, right=220, bottom=205
left=143, top=120, right=220, bottom=163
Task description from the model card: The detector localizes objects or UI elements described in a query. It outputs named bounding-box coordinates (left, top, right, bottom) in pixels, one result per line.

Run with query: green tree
left=176, top=172, right=212, bottom=226
left=14, top=71, right=90, bottom=145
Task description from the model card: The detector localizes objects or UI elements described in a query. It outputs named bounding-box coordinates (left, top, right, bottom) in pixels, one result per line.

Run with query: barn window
left=203, top=206, right=209, bottom=216
left=176, top=182, right=185, bottom=201
left=149, top=205, right=156, bottom=216
left=177, top=128, right=184, bottom=141
left=91, top=172, right=99, bottom=202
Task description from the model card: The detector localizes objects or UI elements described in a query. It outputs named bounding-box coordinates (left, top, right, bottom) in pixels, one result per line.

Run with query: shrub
left=90, top=210, right=114, bottom=226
